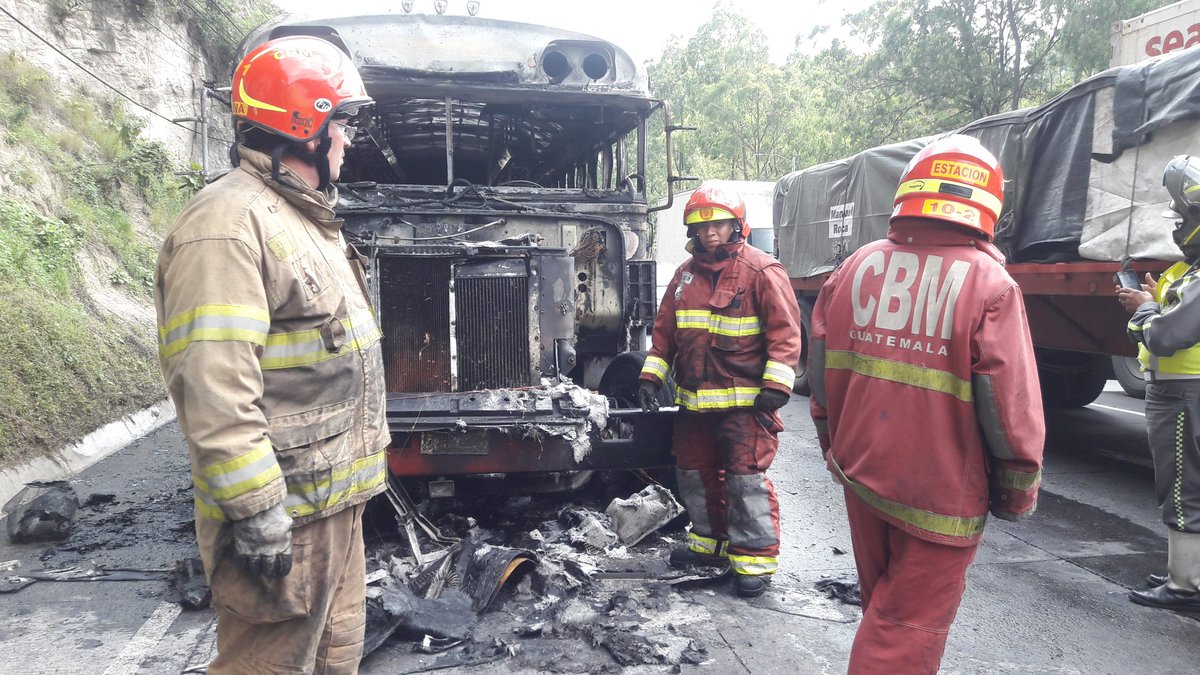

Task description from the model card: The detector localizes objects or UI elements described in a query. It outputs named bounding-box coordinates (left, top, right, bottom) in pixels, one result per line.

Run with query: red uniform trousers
left=843, top=489, right=977, bottom=675
left=673, top=409, right=782, bottom=571
left=209, top=502, right=368, bottom=674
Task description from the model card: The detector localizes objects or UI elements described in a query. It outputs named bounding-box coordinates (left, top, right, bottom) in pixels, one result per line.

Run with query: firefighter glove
left=637, top=380, right=661, bottom=413
left=754, top=388, right=790, bottom=412
left=231, top=503, right=294, bottom=579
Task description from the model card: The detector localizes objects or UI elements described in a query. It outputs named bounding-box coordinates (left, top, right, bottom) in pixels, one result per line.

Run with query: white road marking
left=1089, top=402, right=1146, bottom=417
left=102, top=601, right=182, bottom=675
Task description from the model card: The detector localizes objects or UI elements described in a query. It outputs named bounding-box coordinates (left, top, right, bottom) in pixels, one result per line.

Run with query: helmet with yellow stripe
left=892, top=135, right=1004, bottom=240
left=232, top=35, right=372, bottom=144
left=684, top=182, right=749, bottom=237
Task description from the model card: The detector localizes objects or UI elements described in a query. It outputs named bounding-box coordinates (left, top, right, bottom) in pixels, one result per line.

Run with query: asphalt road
left=0, top=383, right=1196, bottom=674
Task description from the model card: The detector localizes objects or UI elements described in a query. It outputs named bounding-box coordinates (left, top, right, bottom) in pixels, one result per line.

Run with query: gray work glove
left=754, top=388, right=790, bottom=412
left=637, top=380, right=661, bottom=412
left=231, top=503, right=294, bottom=579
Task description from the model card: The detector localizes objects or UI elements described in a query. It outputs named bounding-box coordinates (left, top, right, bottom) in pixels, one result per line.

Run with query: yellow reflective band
left=993, top=467, right=1041, bottom=491
left=675, top=386, right=760, bottom=411
left=728, top=555, right=778, bottom=575
left=829, top=455, right=986, bottom=538
left=194, top=467, right=282, bottom=503
left=641, top=355, right=670, bottom=380
left=260, top=312, right=383, bottom=370
left=685, top=206, right=737, bottom=225
left=158, top=304, right=270, bottom=358
left=282, top=451, right=387, bottom=517
left=194, top=493, right=226, bottom=522
left=687, top=531, right=726, bottom=555
left=674, top=309, right=762, bottom=337
left=895, top=178, right=1002, bottom=217
left=763, top=360, right=796, bottom=388
left=1128, top=321, right=1145, bottom=333
left=826, top=350, right=971, bottom=402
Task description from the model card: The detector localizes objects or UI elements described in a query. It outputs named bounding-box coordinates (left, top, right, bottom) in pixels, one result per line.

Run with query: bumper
left=384, top=390, right=676, bottom=476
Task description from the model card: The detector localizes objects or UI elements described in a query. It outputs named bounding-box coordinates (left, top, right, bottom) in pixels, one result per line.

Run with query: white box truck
left=1111, top=0, right=1200, bottom=67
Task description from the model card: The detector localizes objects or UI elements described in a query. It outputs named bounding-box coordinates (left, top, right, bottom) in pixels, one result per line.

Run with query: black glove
left=754, top=388, right=790, bottom=412
left=637, top=380, right=661, bottom=412
left=231, top=503, right=294, bottom=579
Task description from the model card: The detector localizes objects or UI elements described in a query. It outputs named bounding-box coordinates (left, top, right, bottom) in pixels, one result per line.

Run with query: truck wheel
left=1037, top=349, right=1108, bottom=409
left=599, top=351, right=676, bottom=408
left=793, top=296, right=814, bottom=396
left=1111, top=356, right=1147, bottom=399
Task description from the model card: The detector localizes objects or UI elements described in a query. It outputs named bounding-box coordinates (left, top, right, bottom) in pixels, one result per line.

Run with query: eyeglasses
left=331, top=120, right=358, bottom=142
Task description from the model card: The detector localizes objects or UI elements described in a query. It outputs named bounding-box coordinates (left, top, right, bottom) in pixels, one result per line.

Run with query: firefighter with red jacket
left=638, top=182, right=802, bottom=598
left=810, top=136, right=1044, bottom=672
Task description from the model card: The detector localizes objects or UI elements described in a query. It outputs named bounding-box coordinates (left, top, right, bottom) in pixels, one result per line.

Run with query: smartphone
left=1115, top=270, right=1142, bottom=290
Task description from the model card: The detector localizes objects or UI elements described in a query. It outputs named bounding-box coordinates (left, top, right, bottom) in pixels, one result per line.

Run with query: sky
left=282, top=0, right=877, bottom=65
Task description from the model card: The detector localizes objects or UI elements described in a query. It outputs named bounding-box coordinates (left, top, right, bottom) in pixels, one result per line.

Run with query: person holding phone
left=1119, top=155, right=1200, bottom=612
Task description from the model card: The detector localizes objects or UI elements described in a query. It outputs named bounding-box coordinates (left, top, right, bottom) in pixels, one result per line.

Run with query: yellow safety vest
left=1138, top=261, right=1200, bottom=375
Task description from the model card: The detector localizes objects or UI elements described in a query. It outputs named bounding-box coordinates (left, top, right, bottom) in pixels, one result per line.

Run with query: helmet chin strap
left=284, top=136, right=334, bottom=189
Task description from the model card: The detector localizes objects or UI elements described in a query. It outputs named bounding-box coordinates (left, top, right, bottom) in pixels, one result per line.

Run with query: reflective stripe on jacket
left=155, top=147, right=390, bottom=572
left=640, top=240, right=801, bottom=411
left=809, top=223, right=1045, bottom=546
left=1131, top=261, right=1200, bottom=375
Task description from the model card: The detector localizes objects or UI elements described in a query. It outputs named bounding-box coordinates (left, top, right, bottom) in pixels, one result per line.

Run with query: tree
left=647, top=1, right=805, bottom=199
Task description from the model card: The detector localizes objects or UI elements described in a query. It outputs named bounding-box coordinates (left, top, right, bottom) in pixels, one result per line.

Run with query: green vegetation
left=0, top=52, right=191, bottom=461
left=646, top=0, right=1177, bottom=198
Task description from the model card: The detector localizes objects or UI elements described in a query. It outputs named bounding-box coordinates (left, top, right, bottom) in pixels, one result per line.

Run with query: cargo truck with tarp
left=234, top=13, right=693, bottom=497
left=775, top=46, right=1200, bottom=407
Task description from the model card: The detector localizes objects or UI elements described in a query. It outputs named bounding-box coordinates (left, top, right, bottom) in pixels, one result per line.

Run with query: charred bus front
left=238, top=14, right=680, bottom=495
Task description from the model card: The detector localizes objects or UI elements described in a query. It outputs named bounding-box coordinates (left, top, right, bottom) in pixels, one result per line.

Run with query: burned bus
left=236, top=13, right=684, bottom=496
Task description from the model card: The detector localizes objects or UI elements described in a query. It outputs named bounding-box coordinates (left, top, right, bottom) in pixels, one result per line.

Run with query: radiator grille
left=378, top=256, right=531, bottom=392
left=379, top=258, right=451, bottom=392
left=455, top=276, right=530, bottom=389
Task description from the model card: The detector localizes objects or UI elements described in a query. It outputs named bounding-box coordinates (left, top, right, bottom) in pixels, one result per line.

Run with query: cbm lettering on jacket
left=155, top=147, right=390, bottom=573
left=640, top=240, right=801, bottom=410
left=809, top=224, right=1045, bottom=546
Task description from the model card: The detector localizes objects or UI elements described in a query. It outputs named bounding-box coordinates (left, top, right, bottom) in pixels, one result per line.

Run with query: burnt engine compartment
left=375, top=246, right=573, bottom=392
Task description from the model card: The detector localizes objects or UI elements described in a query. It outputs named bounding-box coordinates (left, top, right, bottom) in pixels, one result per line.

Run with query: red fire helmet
left=892, top=135, right=1004, bottom=239
left=684, top=182, right=749, bottom=234
left=232, top=35, right=372, bottom=143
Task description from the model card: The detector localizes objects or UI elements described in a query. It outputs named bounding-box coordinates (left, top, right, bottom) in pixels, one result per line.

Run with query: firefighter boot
left=735, top=573, right=771, bottom=598
left=668, top=542, right=728, bottom=569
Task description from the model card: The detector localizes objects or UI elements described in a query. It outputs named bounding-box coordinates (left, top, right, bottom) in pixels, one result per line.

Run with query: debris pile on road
left=814, top=576, right=862, bottom=606
left=360, top=478, right=719, bottom=670
left=4, top=481, right=79, bottom=543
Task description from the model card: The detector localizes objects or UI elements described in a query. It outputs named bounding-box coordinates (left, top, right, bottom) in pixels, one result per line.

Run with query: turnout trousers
left=1145, top=379, right=1200, bottom=591
left=673, top=409, right=782, bottom=574
left=209, top=503, right=368, bottom=674
left=844, top=489, right=977, bottom=675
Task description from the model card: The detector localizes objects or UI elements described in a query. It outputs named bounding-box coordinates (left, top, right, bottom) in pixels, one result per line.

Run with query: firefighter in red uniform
left=638, top=182, right=802, bottom=598
left=810, top=136, right=1045, bottom=672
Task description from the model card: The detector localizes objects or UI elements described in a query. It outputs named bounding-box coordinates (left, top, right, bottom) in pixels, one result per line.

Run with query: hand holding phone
left=1115, top=270, right=1142, bottom=290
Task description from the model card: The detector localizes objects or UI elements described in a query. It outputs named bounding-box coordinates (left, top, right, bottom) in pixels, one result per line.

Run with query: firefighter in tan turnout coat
left=155, top=36, right=388, bottom=673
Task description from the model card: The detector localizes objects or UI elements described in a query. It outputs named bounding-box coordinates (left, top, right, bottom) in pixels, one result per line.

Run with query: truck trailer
left=775, top=46, right=1200, bottom=408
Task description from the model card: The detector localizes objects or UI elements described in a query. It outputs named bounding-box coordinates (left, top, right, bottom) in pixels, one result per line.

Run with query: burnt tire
left=1112, top=355, right=1147, bottom=400
left=599, top=350, right=675, bottom=408
left=1037, top=350, right=1108, bottom=409
left=793, top=296, right=814, bottom=396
